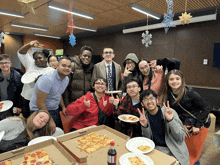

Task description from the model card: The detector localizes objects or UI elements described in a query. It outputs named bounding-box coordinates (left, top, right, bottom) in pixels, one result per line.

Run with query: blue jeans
left=194, top=159, right=200, bottom=165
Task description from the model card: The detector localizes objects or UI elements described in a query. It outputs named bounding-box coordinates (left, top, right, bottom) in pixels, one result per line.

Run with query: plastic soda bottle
left=107, top=141, right=117, bottom=165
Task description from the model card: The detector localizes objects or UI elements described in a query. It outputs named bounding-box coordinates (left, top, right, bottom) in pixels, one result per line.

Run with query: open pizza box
left=57, top=125, right=178, bottom=165
left=0, top=139, right=76, bottom=165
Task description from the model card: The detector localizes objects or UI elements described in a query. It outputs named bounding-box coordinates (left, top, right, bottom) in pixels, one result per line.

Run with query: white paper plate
left=105, top=90, right=122, bottom=94
left=0, top=100, right=13, bottom=112
left=118, top=114, right=139, bottom=123
left=21, top=70, right=40, bottom=84
left=119, top=153, right=154, bottom=165
left=126, top=137, right=155, bottom=154
left=28, top=136, right=57, bottom=146
left=0, top=131, right=5, bottom=142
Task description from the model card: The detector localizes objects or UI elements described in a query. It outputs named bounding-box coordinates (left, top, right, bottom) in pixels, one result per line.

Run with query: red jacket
left=66, top=92, right=113, bottom=130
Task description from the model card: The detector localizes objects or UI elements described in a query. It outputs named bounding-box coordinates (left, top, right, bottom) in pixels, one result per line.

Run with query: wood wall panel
left=64, top=19, right=220, bottom=88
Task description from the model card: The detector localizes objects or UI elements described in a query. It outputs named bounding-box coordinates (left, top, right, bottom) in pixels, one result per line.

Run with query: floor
left=200, top=121, right=220, bottom=165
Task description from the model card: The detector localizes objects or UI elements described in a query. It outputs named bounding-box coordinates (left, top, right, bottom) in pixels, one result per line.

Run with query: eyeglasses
left=127, top=85, right=138, bottom=89
left=143, top=97, right=156, bottom=102
left=104, top=51, right=113, bottom=55
left=0, top=62, right=10, bottom=65
left=139, top=65, right=150, bottom=70
left=95, top=82, right=106, bottom=86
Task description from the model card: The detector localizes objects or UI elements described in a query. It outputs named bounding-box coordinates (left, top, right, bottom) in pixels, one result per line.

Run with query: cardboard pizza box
left=57, top=125, right=178, bottom=165
left=0, top=139, right=76, bottom=165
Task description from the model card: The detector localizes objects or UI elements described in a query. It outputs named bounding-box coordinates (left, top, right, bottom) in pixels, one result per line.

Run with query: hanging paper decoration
left=0, top=32, right=5, bottom=48
left=142, top=15, right=152, bottom=48
left=66, top=5, right=76, bottom=47
left=179, top=0, right=192, bottom=24
left=161, top=0, right=175, bottom=33
left=142, top=30, right=152, bottom=48
left=17, top=0, right=38, bottom=14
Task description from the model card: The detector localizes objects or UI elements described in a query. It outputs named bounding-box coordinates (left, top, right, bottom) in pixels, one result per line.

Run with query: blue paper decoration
left=69, top=35, right=76, bottom=47
left=161, top=0, right=175, bottom=33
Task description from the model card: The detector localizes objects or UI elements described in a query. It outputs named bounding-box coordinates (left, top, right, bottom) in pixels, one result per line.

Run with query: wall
left=63, top=19, right=220, bottom=88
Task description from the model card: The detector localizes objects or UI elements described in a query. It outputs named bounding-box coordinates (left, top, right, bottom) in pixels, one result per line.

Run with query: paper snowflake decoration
left=0, top=32, right=5, bottom=47
left=69, top=35, right=76, bottom=47
left=179, top=12, right=192, bottom=24
left=142, top=30, right=152, bottom=48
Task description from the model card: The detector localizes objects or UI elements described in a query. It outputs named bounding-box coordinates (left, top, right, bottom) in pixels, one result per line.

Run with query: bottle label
left=108, top=155, right=117, bottom=163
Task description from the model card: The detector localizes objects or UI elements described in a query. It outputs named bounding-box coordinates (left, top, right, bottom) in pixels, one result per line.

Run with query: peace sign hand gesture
left=137, top=108, right=148, bottom=127
left=83, top=96, right=90, bottom=107
left=102, top=95, right=107, bottom=106
left=163, top=101, right=174, bottom=121
left=109, top=94, right=114, bottom=104
left=124, top=65, right=132, bottom=77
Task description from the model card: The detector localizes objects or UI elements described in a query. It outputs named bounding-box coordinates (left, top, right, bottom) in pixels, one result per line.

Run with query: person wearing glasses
left=63, top=45, right=94, bottom=107
left=116, top=79, right=142, bottom=137
left=65, top=77, right=118, bottom=131
left=138, top=89, right=189, bottom=165
left=91, top=47, right=122, bottom=92
left=0, top=54, right=23, bottom=120
left=17, top=40, right=54, bottom=118
left=48, top=55, right=58, bottom=69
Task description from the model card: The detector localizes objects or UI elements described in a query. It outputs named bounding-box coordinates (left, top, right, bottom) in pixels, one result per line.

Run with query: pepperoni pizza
left=0, top=160, right=12, bottom=165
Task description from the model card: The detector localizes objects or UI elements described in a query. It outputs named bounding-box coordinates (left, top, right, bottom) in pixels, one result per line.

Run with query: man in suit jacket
left=91, top=47, right=122, bottom=91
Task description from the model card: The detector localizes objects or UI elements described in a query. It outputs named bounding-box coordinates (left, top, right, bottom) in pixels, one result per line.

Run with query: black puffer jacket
left=63, top=56, right=93, bottom=106
left=168, top=87, right=210, bottom=128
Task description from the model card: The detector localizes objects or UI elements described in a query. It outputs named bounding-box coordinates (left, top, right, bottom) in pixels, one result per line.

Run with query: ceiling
left=0, top=0, right=220, bottom=39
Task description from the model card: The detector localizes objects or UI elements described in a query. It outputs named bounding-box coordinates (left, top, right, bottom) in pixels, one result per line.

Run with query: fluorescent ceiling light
left=10, top=22, right=48, bottom=31
left=69, top=25, right=97, bottom=32
left=4, top=32, right=10, bottom=34
left=131, top=3, right=160, bottom=20
left=0, top=9, right=24, bottom=18
left=34, top=33, right=61, bottom=39
left=48, top=3, right=93, bottom=19
left=123, top=14, right=217, bottom=34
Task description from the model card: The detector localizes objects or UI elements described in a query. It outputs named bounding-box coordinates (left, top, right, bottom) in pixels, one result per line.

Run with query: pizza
left=0, top=160, right=12, bottom=165
left=20, top=149, right=53, bottom=165
left=128, top=156, right=146, bottom=165
left=121, top=116, right=138, bottom=121
left=0, top=102, right=4, bottom=111
left=77, top=132, right=114, bottom=154
left=137, top=145, right=151, bottom=152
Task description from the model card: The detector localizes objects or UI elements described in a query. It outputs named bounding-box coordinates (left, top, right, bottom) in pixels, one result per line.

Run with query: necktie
left=107, top=65, right=113, bottom=91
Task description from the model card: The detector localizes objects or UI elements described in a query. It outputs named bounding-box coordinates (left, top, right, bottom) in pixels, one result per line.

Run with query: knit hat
left=123, top=53, right=139, bottom=68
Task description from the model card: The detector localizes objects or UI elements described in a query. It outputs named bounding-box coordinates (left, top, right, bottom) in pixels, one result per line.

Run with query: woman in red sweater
left=65, top=77, right=117, bottom=131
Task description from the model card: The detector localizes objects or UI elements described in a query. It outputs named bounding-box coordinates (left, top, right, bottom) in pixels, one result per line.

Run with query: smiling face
left=142, top=94, right=158, bottom=112
left=49, top=56, right=58, bottom=69
left=125, top=60, right=136, bottom=71
left=34, top=54, right=48, bottom=67
left=93, top=79, right=107, bottom=93
left=57, top=59, right=72, bottom=78
left=102, top=48, right=115, bottom=63
left=139, top=60, right=150, bottom=76
left=33, top=112, right=50, bottom=129
left=126, top=81, right=141, bottom=98
left=168, top=73, right=182, bottom=91
left=0, top=58, right=12, bottom=72
left=80, top=50, right=92, bottom=65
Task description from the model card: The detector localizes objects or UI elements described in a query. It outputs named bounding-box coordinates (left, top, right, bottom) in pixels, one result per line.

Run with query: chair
left=59, top=111, right=76, bottom=133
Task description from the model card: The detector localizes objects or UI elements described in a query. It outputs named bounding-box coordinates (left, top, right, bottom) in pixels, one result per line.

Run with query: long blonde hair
left=25, top=110, right=52, bottom=140
left=161, top=70, right=186, bottom=104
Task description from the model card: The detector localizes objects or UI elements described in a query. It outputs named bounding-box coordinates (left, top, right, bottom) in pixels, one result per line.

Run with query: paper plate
left=0, top=131, right=5, bottom=142
left=118, top=114, right=139, bottom=123
left=119, top=153, right=154, bottom=165
left=105, top=90, right=122, bottom=94
left=0, top=100, right=13, bottom=112
left=21, top=70, right=40, bottom=84
left=28, top=136, right=57, bottom=146
left=213, top=130, right=220, bottom=147
left=126, top=137, right=155, bottom=154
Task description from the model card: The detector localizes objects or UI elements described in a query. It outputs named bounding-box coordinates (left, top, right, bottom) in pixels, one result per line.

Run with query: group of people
left=0, top=40, right=211, bottom=165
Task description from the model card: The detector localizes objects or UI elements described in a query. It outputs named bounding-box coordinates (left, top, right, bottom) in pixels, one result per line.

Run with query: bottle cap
left=110, top=141, right=115, bottom=146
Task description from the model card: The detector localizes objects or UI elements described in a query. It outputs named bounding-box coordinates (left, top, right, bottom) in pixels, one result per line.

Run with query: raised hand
left=150, top=60, right=157, bottom=69
left=137, top=108, right=148, bottom=127
left=113, top=95, right=120, bottom=107
left=192, top=126, right=200, bottom=134
left=155, top=65, right=163, bottom=73
left=163, top=101, right=174, bottom=121
left=29, top=40, right=44, bottom=48
left=83, top=96, right=90, bottom=107
left=109, top=94, right=114, bottom=104
left=102, top=95, right=107, bottom=106
left=123, top=65, right=132, bottom=77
